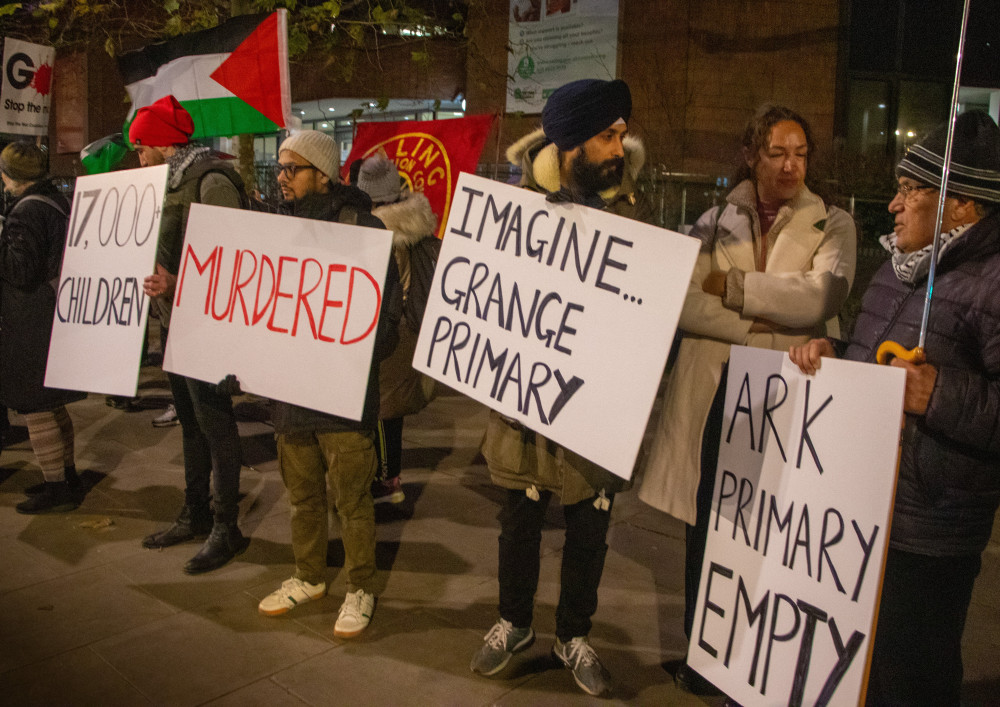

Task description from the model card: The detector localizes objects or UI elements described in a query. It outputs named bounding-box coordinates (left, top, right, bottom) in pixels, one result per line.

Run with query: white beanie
left=357, top=154, right=402, bottom=204
left=279, top=130, right=340, bottom=180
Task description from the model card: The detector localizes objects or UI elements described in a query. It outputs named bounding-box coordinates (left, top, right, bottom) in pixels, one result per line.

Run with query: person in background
left=638, top=104, right=857, bottom=696
left=356, top=153, right=440, bottom=505
left=0, top=142, right=86, bottom=514
left=256, top=130, right=402, bottom=639
left=790, top=110, right=1000, bottom=707
left=132, top=95, right=250, bottom=575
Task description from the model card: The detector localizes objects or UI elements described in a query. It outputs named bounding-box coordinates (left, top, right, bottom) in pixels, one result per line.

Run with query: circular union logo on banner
left=363, top=132, right=453, bottom=234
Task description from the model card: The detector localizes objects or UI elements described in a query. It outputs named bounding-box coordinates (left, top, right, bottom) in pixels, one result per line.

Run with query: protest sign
left=163, top=204, right=393, bottom=421
left=45, top=164, right=168, bottom=397
left=1, top=38, right=55, bottom=135
left=688, top=346, right=905, bottom=706
left=413, top=172, right=699, bottom=480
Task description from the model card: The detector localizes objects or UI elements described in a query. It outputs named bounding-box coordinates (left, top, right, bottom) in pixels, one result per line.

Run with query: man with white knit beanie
left=258, top=130, right=403, bottom=641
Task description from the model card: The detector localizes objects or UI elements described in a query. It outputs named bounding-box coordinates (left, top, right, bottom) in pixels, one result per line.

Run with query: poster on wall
left=1, top=38, right=56, bottom=135
left=412, top=172, right=699, bottom=480
left=506, top=0, right=620, bottom=113
left=687, top=346, right=905, bottom=706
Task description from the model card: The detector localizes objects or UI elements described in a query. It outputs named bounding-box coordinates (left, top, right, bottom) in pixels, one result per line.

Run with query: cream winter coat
left=638, top=180, right=856, bottom=524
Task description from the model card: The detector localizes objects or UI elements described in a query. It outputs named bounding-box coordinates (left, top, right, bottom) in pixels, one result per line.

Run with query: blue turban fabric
left=541, top=78, right=632, bottom=151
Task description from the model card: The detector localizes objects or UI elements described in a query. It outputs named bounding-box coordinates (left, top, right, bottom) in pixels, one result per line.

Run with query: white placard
left=1, top=38, right=55, bottom=135
left=689, top=346, right=906, bottom=706
left=45, top=164, right=168, bottom=396
left=163, top=203, right=393, bottom=421
left=413, top=172, right=699, bottom=480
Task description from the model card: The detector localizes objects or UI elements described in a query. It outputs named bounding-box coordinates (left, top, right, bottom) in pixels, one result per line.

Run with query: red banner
left=342, top=114, right=494, bottom=238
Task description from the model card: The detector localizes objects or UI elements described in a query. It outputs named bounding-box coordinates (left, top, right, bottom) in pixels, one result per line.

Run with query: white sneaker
left=334, top=588, right=375, bottom=638
left=152, top=404, right=179, bottom=428
left=258, top=577, right=326, bottom=616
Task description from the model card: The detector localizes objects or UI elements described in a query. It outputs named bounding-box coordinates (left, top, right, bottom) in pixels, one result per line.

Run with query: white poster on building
left=1, top=38, right=55, bottom=135
left=163, top=204, right=393, bottom=421
left=688, top=346, right=905, bottom=706
left=45, top=165, right=168, bottom=396
left=413, top=172, right=698, bottom=480
left=507, top=0, right=619, bottom=113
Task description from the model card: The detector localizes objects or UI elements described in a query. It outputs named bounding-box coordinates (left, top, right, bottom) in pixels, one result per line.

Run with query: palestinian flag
left=117, top=10, right=291, bottom=141
left=79, top=133, right=129, bottom=174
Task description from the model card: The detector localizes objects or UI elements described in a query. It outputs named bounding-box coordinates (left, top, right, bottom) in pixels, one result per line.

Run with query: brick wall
left=467, top=0, right=843, bottom=180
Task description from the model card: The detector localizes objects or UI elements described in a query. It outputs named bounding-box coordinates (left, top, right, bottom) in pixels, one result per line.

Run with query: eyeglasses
left=275, top=163, right=317, bottom=179
left=895, top=182, right=937, bottom=200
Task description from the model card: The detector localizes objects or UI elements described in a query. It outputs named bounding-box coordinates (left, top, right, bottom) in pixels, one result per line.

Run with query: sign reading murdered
left=688, top=346, right=905, bottom=706
left=45, top=164, right=168, bottom=397
left=1, top=38, right=56, bottom=135
left=413, top=173, right=699, bottom=480
left=163, top=204, right=393, bottom=421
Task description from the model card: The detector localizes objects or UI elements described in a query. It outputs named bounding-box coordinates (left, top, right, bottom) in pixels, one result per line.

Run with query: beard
left=570, top=150, right=625, bottom=196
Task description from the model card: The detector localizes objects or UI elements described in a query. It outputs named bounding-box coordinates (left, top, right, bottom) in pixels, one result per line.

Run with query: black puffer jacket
left=271, top=185, right=402, bottom=434
left=845, top=208, right=1000, bottom=557
left=0, top=180, right=87, bottom=412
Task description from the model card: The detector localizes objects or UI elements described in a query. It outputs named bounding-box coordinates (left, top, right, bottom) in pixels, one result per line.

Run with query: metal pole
left=918, top=0, right=972, bottom=350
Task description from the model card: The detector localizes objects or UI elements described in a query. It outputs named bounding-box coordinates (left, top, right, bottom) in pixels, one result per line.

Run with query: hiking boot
left=26, top=466, right=80, bottom=496
left=470, top=618, right=535, bottom=676
left=142, top=505, right=213, bottom=549
left=183, top=522, right=249, bottom=574
left=552, top=636, right=611, bottom=696
left=152, top=404, right=179, bottom=428
left=333, top=588, right=375, bottom=638
left=259, top=577, right=327, bottom=616
left=16, top=481, right=79, bottom=515
left=372, top=476, right=405, bottom=505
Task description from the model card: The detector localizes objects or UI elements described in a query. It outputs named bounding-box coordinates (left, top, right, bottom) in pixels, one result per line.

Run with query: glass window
left=847, top=80, right=890, bottom=156
left=849, top=0, right=898, bottom=72
left=896, top=80, right=951, bottom=158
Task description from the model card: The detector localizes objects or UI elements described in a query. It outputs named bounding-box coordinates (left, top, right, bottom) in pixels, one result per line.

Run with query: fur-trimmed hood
left=372, top=190, right=438, bottom=248
left=505, top=127, right=646, bottom=204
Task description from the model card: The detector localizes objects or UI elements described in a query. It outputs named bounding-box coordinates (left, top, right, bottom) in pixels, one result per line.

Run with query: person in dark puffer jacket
left=789, top=110, right=1000, bottom=707
left=0, top=142, right=86, bottom=514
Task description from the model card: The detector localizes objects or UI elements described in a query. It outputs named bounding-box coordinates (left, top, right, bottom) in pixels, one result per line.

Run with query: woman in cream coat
left=638, top=105, right=856, bottom=692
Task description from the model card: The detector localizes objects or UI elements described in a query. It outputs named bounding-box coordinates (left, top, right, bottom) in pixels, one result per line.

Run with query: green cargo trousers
left=277, top=430, right=378, bottom=592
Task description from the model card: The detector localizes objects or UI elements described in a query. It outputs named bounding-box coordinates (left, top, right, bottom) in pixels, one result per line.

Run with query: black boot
left=16, top=481, right=79, bottom=514
left=183, top=521, right=249, bottom=574
left=26, top=465, right=80, bottom=496
left=142, top=505, right=213, bottom=549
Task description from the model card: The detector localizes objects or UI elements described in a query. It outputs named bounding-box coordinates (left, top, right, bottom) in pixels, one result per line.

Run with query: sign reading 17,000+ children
left=45, top=164, right=168, bottom=397
left=689, top=346, right=905, bottom=706
left=413, top=173, right=699, bottom=480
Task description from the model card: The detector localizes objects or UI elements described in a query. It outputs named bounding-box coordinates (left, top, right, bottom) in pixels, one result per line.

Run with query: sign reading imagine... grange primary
left=689, top=346, right=905, bottom=706
left=413, top=173, right=699, bottom=480
left=45, top=165, right=168, bottom=397
left=163, top=204, right=393, bottom=421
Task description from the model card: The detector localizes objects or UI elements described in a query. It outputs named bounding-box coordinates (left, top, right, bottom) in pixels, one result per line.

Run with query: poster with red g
left=342, top=115, right=494, bottom=239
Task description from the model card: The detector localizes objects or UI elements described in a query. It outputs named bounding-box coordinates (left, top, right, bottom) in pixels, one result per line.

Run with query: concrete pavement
left=0, top=363, right=997, bottom=706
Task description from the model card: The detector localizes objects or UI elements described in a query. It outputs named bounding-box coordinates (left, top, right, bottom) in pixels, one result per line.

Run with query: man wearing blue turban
left=469, top=77, right=641, bottom=698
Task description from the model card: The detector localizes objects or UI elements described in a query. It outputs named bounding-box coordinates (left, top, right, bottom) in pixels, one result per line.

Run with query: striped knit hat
left=897, top=109, right=1000, bottom=204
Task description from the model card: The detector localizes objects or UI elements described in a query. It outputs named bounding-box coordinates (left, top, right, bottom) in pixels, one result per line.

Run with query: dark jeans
left=497, top=487, right=613, bottom=641
left=866, top=548, right=981, bottom=707
left=684, top=368, right=727, bottom=639
left=167, top=371, right=242, bottom=523
left=375, top=416, right=404, bottom=481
